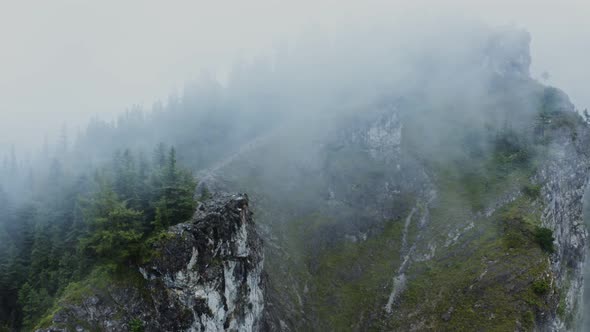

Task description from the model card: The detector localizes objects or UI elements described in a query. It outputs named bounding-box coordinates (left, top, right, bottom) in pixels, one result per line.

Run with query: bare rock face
left=536, top=125, right=590, bottom=330
left=141, top=193, right=264, bottom=332
left=37, top=193, right=265, bottom=332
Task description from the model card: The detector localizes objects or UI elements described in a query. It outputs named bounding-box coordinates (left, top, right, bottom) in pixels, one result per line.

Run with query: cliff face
left=208, top=50, right=590, bottom=331
left=537, top=125, right=590, bottom=330
left=35, top=27, right=590, bottom=332
left=37, top=193, right=265, bottom=332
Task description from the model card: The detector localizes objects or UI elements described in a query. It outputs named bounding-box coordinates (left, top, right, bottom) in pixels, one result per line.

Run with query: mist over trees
left=0, top=19, right=587, bottom=330
left=0, top=141, right=196, bottom=330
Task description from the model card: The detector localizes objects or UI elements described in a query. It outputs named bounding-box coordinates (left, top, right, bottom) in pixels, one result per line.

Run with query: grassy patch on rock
left=34, top=264, right=148, bottom=330
left=308, top=218, right=404, bottom=330
left=385, top=193, right=552, bottom=331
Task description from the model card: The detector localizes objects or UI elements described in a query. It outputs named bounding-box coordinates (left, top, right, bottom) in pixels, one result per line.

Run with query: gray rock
left=441, top=306, right=454, bottom=322
left=37, top=193, right=265, bottom=332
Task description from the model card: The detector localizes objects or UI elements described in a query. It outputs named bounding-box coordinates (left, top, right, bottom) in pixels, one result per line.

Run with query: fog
left=1, top=1, right=590, bottom=330
left=1, top=0, right=589, bottom=151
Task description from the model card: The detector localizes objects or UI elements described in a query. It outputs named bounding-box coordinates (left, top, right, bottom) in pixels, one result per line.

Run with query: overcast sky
left=0, top=0, right=588, bottom=150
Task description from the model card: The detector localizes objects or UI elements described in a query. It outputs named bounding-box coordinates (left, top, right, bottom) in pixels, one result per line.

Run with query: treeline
left=0, top=76, right=260, bottom=331
left=0, top=73, right=282, bottom=185
left=0, top=143, right=196, bottom=330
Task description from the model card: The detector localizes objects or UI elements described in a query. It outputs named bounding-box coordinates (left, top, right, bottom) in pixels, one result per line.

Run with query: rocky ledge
left=37, top=193, right=265, bottom=332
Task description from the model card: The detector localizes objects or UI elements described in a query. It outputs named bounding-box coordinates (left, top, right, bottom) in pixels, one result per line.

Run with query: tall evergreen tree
left=79, top=180, right=144, bottom=265
left=153, top=147, right=196, bottom=230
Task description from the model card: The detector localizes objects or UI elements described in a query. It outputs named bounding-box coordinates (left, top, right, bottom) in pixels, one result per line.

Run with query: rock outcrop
left=537, top=124, right=590, bottom=330
left=37, top=193, right=264, bottom=332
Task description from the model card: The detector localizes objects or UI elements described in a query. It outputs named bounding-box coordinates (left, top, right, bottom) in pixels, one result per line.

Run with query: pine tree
left=17, top=283, right=52, bottom=330
left=79, top=180, right=144, bottom=264
left=28, top=223, right=53, bottom=290
left=153, top=147, right=196, bottom=230
left=113, top=149, right=138, bottom=204
left=0, top=141, right=198, bottom=329
left=153, top=143, right=167, bottom=170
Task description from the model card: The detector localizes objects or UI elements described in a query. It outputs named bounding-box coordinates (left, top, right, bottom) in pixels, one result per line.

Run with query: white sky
left=0, top=0, right=588, bottom=149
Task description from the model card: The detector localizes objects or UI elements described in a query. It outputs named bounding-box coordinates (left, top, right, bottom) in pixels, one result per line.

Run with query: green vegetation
left=129, top=318, right=145, bottom=332
left=522, top=183, right=541, bottom=199
left=79, top=186, right=144, bottom=265
left=532, top=279, right=550, bottom=295
left=281, top=95, right=564, bottom=329
left=0, top=62, right=584, bottom=332
left=280, top=174, right=555, bottom=331
left=534, top=227, right=555, bottom=253
left=0, top=144, right=196, bottom=330
left=34, top=264, right=149, bottom=331
left=310, top=219, right=404, bottom=330
left=376, top=93, right=573, bottom=329
left=384, top=192, right=551, bottom=331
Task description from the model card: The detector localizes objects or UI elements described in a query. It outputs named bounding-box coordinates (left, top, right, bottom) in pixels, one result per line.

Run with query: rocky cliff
left=202, top=30, right=590, bottom=329
left=36, top=193, right=265, bottom=332
left=34, top=26, right=590, bottom=332
left=537, top=122, right=590, bottom=330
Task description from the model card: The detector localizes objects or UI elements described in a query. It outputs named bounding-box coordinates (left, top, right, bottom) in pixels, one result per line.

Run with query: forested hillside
left=0, top=141, right=196, bottom=330
left=1, top=22, right=589, bottom=331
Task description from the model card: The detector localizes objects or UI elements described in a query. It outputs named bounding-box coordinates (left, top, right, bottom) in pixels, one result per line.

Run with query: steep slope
left=27, top=25, right=590, bottom=332
left=536, top=121, right=590, bottom=329
left=203, top=30, right=590, bottom=330
left=36, top=193, right=265, bottom=332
